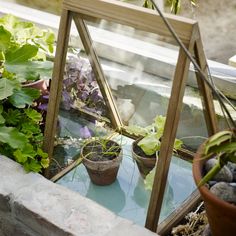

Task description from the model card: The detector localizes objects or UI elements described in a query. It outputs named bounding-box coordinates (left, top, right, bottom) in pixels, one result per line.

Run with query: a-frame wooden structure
left=43, top=0, right=218, bottom=233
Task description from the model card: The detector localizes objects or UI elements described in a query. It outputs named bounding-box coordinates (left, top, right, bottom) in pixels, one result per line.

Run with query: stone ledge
left=0, top=156, right=157, bottom=236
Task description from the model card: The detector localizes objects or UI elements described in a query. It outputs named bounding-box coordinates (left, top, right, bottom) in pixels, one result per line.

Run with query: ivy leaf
left=0, top=126, right=28, bottom=149
left=25, top=108, right=42, bottom=122
left=9, top=88, right=40, bottom=108
left=5, top=44, right=38, bottom=63
left=0, top=78, right=20, bottom=100
left=0, top=26, right=11, bottom=51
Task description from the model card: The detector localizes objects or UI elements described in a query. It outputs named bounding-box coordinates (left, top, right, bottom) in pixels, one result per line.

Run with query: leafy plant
left=62, top=55, right=107, bottom=116
left=0, top=14, right=54, bottom=84
left=198, top=130, right=236, bottom=186
left=126, top=115, right=183, bottom=156
left=0, top=14, right=50, bottom=172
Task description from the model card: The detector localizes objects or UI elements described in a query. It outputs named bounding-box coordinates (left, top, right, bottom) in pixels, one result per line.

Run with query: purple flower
left=79, top=126, right=92, bottom=139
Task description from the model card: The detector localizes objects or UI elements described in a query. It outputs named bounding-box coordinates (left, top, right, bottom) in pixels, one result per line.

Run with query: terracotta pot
left=22, top=79, right=48, bottom=95
left=132, top=139, right=156, bottom=178
left=193, top=143, right=236, bottom=236
left=81, top=140, right=122, bottom=186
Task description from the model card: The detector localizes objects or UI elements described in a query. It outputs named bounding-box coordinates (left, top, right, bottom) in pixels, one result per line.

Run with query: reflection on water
left=86, top=180, right=126, bottom=214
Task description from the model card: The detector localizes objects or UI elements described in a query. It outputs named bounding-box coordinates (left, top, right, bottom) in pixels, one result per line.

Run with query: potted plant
left=0, top=14, right=54, bottom=95
left=193, top=129, right=236, bottom=236
left=80, top=135, right=123, bottom=186
left=126, top=115, right=182, bottom=177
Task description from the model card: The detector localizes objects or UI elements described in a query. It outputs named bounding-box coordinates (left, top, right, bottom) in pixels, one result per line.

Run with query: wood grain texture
left=43, top=9, right=72, bottom=175
left=194, top=29, right=218, bottom=135
left=145, top=37, right=196, bottom=231
left=63, top=0, right=197, bottom=44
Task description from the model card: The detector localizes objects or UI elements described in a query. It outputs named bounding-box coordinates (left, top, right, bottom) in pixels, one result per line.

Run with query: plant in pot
left=193, top=128, right=236, bottom=236
left=80, top=134, right=123, bottom=186
left=0, top=14, right=54, bottom=95
left=126, top=115, right=183, bottom=178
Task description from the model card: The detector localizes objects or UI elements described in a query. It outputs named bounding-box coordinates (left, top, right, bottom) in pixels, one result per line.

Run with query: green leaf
left=0, top=26, right=11, bottom=51
left=204, top=131, right=233, bottom=154
left=0, top=78, right=20, bottom=100
left=21, top=121, right=41, bottom=137
left=0, top=126, right=28, bottom=149
left=3, top=108, right=22, bottom=125
left=23, top=159, right=42, bottom=172
left=5, top=61, right=53, bottom=82
left=5, top=44, right=38, bottom=63
left=138, top=133, right=160, bottom=155
left=125, top=125, right=148, bottom=136
left=144, top=168, right=156, bottom=190
left=25, top=108, right=42, bottom=122
left=9, top=88, right=40, bottom=108
left=174, top=139, right=183, bottom=150
left=0, top=105, right=5, bottom=124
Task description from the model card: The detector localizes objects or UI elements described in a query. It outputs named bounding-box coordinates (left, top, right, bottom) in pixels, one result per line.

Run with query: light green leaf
left=0, top=78, right=20, bottom=100
left=125, top=125, right=148, bottom=136
left=9, top=88, right=40, bottom=108
left=13, top=143, right=36, bottom=164
left=0, top=126, right=28, bottom=149
left=25, top=108, right=42, bottom=122
left=138, top=133, right=160, bottom=155
left=174, top=139, right=183, bottom=150
left=144, top=168, right=156, bottom=190
left=0, top=26, right=11, bottom=51
left=5, top=44, right=38, bottom=63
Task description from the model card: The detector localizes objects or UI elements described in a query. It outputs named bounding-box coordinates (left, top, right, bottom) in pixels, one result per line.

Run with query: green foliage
left=127, top=115, right=183, bottom=156
left=0, top=14, right=51, bottom=173
left=198, top=130, right=236, bottom=186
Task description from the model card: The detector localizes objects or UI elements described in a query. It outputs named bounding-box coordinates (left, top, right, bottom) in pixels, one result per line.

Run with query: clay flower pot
left=132, top=139, right=156, bottom=178
left=193, top=143, right=236, bottom=236
left=81, top=139, right=122, bottom=186
left=22, top=79, right=48, bottom=95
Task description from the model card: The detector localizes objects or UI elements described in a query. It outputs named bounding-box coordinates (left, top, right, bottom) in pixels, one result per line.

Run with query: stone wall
left=0, top=156, right=157, bottom=236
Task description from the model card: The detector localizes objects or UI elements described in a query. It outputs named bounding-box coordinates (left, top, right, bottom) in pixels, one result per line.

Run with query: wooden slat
left=63, top=0, right=196, bottom=45
left=145, top=34, right=196, bottom=231
left=43, top=9, right=72, bottom=176
left=72, top=14, right=122, bottom=129
left=194, top=30, right=218, bottom=135
left=157, top=190, right=201, bottom=235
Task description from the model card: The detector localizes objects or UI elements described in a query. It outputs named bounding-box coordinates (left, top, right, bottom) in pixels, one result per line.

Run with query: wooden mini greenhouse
left=43, top=0, right=218, bottom=234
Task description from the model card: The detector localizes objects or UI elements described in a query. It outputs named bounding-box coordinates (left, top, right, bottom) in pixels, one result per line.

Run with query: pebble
left=205, top=159, right=233, bottom=182
left=210, top=182, right=236, bottom=203
left=227, top=162, right=236, bottom=182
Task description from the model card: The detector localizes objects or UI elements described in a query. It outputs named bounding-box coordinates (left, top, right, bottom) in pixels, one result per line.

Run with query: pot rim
left=81, top=139, right=122, bottom=164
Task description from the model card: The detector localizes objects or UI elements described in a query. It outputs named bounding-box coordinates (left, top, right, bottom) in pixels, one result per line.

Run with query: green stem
left=198, top=161, right=222, bottom=187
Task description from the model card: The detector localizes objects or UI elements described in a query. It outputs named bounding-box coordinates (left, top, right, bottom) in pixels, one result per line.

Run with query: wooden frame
left=43, top=0, right=218, bottom=233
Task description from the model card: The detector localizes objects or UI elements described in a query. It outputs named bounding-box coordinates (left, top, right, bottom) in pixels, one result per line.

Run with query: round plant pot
left=193, top=143, right=236, bottom=236
left=132, top=139, right=157, bottom=178
left=81, top=139, right=122, bottom=186
left=22, top=79, right=48, bottom=95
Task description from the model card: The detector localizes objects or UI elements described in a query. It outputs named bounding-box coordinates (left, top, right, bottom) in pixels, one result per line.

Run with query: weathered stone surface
left=0, top=155, right=157, bottom=236
left=205, top=159, right=233, bottom=182
left=0, top=193, right=11, bottom=212
left=210, top=182, right=236, bottom=203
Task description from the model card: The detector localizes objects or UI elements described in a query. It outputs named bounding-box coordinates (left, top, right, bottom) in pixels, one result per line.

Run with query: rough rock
left=205, top=159, right=233, bottom=182
left=227, top=162, right=236, bottom=182
left=210, top=182, right=236, bottom=203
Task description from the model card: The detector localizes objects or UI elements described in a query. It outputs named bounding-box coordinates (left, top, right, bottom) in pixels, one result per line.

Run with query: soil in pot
left=132, top=139, right=157, bottom=178
left=81, top=139, right=122, bottom=186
